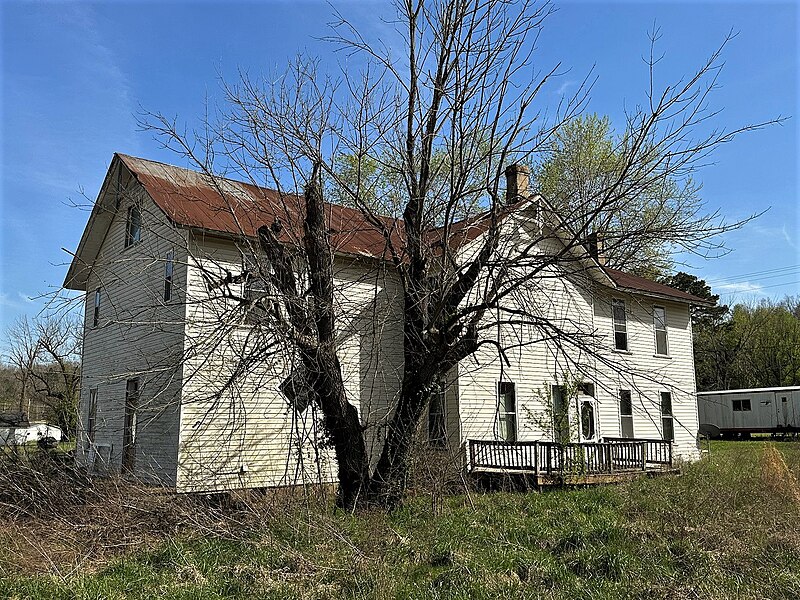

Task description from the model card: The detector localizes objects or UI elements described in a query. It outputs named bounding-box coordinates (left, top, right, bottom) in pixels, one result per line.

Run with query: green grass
left=2, top=441, right=799, bottom=599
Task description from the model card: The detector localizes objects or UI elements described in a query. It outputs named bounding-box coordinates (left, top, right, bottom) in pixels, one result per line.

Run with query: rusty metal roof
left=604, top=267, right=712, bottom=305
left=88, top=154, right=707, bottom=306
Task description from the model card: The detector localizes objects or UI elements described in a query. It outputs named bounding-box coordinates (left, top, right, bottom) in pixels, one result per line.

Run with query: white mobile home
left=65, top=154, right=711, bottom=491
left=697, top=387, right=800, bottom=438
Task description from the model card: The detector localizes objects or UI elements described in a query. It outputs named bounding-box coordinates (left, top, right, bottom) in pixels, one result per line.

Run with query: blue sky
left=1, top=0, right=797, bottom=332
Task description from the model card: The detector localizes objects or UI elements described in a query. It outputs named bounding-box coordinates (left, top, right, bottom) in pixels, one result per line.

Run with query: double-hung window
left=654, top=306, right=668, bottom=355
left=660, top=391, right=674, bottom=441
left=619, top=390, right=634, bottom=438
left=612, top=299, right=628, bottom=351
left=125, top=205, right=142, bottom=247
left=732, top=399, right=752, bottom=412
left=498, top=381, right=517, bottom=442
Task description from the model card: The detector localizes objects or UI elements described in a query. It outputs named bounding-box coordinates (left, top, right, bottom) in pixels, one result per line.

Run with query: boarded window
left=660, top=391, right=674, bottom=441
left=552, top=385, right=570, bottom=443
left=732, top=399, right=752, bottom=412
left=654, top=306, right=668, bottom=355
left=428, top=381, right=447, bottom=447
left=164, top=250, right=174, bottom=302
left=612, top=299, right=628, bottom=351
left=619, top=389, right=634, bottom=438
left=125, top=205, right=142, bottom=247
left=498, top=382, right=516, bottom=442
left=93, top=288, right=101, bottom=327
left=122, top=379, right=139, bottom=472
left=87, top=388, right=98, bottom=445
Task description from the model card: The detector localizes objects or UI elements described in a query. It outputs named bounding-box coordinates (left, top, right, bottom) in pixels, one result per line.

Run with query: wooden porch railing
left=466, top=438, right=673, bottom=477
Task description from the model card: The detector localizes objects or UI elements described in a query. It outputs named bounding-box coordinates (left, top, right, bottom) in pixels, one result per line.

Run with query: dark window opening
left=87, top=388, right=98, bottom=446
left=93, top=288, right=101, bottom=327
left=578, top=381, right=595, bottom=397
left=580, top=401, right=596, bottom=440
left=164, top=250, right=174, bottom=302
left=732, top=399, right=752, bottom=412
left=552, top=385, right=570, bottom=444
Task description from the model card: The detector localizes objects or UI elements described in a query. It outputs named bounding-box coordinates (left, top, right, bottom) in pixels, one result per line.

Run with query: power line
left=707, top=264, right=800, bottom=285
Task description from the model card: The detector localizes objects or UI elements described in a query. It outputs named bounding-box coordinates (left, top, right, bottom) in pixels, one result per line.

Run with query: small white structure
left=697, top=386, right=800, bottom=437
left=0, top=423, right=64, bottom=446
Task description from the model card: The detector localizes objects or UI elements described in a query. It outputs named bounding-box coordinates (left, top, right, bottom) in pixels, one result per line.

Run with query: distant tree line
left=660, top=273, right=800, bottom=391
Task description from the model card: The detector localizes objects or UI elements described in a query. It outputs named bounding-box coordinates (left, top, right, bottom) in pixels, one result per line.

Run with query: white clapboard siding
left=76, top=180, right=188, bottom=485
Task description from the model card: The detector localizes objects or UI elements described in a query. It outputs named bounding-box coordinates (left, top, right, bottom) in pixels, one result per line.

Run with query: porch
left=466, top=437, right=677, bottom=486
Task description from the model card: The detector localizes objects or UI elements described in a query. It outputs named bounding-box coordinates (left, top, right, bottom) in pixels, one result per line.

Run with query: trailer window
left=732, top=399, right=752, bottom=412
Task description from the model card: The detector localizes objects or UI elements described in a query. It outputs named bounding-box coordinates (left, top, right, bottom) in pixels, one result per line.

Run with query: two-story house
left=65, top=154, right=709, bottom=491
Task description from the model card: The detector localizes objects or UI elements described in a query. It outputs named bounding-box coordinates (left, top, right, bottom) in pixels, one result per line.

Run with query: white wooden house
left=65, top=154, right=709, bottom=491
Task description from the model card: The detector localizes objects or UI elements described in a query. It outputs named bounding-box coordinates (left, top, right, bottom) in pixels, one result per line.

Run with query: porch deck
left=466, top=437, right=677, bottom=486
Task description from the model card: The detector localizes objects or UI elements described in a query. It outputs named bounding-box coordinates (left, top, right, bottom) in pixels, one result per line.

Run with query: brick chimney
left=505, top=164, right=530, bottom=204
left=586, top=230, right=606, bottom=266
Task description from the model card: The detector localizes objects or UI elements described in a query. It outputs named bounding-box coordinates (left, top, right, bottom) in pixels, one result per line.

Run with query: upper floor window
left=612, top=299, right=628, bottom=351
left=164, top=250, right=174, bottom=302
left=125, top=205, right=142, bottom=247
left=660, top=391, right=674, bottom=441
left=93, top=288, right=101, bottom=326
left=653, top=306, right=668, bottom=355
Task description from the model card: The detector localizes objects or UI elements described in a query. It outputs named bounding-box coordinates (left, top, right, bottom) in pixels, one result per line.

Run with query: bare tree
left=133, top=0, right=778, bottom=509
left=5, top=315, right=82, bottom=435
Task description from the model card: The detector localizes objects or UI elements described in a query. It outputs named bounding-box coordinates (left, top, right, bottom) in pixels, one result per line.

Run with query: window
left=654, top=306, right=668, bottom=355
left=87, top=388, right=98, bottom=445
left=122, top=379, right=139, bottom=472
left=125, top=205, right=142, bottom=247
left=660, top=392, right=674, bottom=441
left=498, top=381, right=517, bottom=442
left=619, top=390, right=634, bottom=438
left=612, top=299, right=628, bottom=350
left=732, top=399, right=752, bottom=412
left=577, top=381, right=595, bottom=397
left=428, top=381, right=447, bottom=447
left=93, top=288, right=101, bottom=327
left=243, top=255, right=271, bottom=324
left=164, top=250, right=174, bottom=302
left=552, top=385, right=570, bottom=443
left=280, top=369, right=312, bottom=413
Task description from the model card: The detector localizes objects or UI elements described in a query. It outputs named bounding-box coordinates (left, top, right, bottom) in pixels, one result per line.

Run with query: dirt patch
left=760, top=443, right=800, bottom=505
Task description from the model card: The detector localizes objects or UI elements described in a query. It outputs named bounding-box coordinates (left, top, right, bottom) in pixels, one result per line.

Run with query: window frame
left=653, top=305, right=669, bottom=356
left=497, top=381, right=517, bottom=442
left=87, top=387, right=98, bottom=446
left=660, top=391, right=674, bottom=441
left=164, top=250, right=175, bottom=302
left=619, top=389, right=634, bottom=438
left=122, top=378, right=139, bottom=472
left=732, top=398, right=752, bottom=412
left=93, top=288, right=101, bottom=327
left=612, top=299, right=628, bottom=351
left=125, top=205, right=142, bottom=248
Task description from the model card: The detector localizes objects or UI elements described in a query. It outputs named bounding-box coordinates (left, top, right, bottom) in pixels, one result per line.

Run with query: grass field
left=1, top=441, right=799, bottom=599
